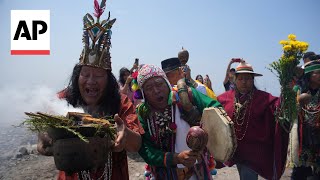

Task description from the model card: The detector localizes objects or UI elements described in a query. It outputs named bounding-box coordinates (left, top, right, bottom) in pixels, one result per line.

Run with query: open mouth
left=85, top=88, right=99, bottom=97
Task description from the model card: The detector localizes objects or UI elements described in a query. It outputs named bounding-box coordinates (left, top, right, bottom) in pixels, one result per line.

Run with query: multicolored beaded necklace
left=77, top=110, right=113, bottom=180
left=146, top=106, right=177, bottom=151
left=298, top=89, right=320, bottom=170
left=302, top=89, right=320, bottom=127
left=147, top=105, right=177, bottom=152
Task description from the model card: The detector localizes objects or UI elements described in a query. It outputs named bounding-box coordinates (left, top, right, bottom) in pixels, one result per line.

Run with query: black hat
left=310, top=54, right=320, bottom=61
left=161, top=57, right=181, bottom=73
left=303, top=51, right=316, bottom=59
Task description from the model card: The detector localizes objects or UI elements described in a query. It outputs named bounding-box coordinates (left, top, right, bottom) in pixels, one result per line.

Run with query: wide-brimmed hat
left=161, top=57, right=181, bottom=73
left=304, top=60, right=320, bottom=74
left=236, top=61, right=262, bottom=76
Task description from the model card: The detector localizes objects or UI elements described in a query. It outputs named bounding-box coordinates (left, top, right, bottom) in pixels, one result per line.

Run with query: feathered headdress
left=79, top=0, right=116, bottom=71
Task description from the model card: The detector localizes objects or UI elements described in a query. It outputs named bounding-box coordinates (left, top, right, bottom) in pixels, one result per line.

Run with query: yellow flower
left=283, top=45, right=292, bottom=51
left=290, top=41, right=298, bottom=48
left=298, top=42, right=309, bottom=52
left=288, top=56, right=295, bottom=61
left=279, top=40, right=289, bottom=45
left=288, top=34, right=296, bottom=41
left=302, top=42, right=308, bottom=48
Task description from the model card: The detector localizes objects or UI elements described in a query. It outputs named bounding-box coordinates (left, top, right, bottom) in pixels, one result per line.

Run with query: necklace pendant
left=235, top=103, right=242, bottom=109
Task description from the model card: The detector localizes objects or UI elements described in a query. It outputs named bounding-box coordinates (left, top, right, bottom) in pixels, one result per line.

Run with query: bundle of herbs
left=22, top=112, right=116, bottom=143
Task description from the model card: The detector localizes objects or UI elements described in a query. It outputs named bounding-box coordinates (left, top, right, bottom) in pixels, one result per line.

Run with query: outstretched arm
left=120, top=75, right=133, bottom=95
left=223, top=59, right=234, bottom=85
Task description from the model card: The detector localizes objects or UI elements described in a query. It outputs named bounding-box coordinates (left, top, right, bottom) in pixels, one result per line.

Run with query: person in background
left=119, top=68, right=133, bottom=98
left=204, top=74, right=213, bottom=90
left=196, top=74, right=213, bottom=91
left=302, top=51, right=316, bottom=67
left=293, top=52, right=317, bottom=93
left=223, top=58, right=244, bottom=91
left=161, top=58, right=217, bottom=100
left=118, top=62, right=140, bottom=106
left=291, top=60, right=320, bottom=180
left=195, top=75, right=204, bottom=84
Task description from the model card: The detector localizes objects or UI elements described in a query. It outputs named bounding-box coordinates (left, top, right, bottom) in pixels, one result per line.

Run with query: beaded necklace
left=146, top=106, right=177, bottom=151
left=78, top=109, right=113, bottom=180
left=233, top=90, right=254, bottom=141
left=78, top=152, right=112, bottom=180
left=302, top=89, right=320, bottom=127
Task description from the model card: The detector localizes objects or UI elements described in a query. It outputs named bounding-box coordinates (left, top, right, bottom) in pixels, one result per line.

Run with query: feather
left=100, top=0, right=106, bottom=10
left=83, top=14, right=92, bottom=27
left=94, top=0, right=100, bottom=17
left=105, top=18, right=116, bottom=29
left=100, top=19, right=107, bottom=27
left=107, top=11, right=110, bottom=21
left=86, top=13, right=95, bottom=24
left=94, top=0, right=105, bottom=18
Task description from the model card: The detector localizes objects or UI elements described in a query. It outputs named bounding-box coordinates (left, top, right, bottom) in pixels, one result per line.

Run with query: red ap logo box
left=11, top=10, right=50, bottom=55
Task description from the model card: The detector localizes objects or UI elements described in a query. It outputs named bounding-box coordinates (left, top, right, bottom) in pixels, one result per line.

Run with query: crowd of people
left=36, top=1, right=320, bottom=180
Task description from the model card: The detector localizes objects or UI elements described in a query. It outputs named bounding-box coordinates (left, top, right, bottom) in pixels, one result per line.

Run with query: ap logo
left=11, top=10, right=50, bottom=55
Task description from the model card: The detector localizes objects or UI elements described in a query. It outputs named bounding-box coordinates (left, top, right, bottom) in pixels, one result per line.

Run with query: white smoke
left=0, top=85, right=83, bottom=127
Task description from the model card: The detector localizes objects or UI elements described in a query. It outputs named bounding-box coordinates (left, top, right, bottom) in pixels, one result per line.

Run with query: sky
left=0, top=0, right=319, bottom=124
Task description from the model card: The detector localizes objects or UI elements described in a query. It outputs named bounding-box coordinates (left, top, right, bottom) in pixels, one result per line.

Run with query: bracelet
left=192, top=82, right=197, bottom=87
left=178, top=88, right=188, bottom=93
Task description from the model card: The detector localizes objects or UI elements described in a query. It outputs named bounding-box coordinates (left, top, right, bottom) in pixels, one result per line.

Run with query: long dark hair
left=65, top=64, right=121, bottom=116
left=195, top=75, right=203, bottom=83
left=119, top=67, right=130, bottom=86
left=301, top=72, right=312, bottom=93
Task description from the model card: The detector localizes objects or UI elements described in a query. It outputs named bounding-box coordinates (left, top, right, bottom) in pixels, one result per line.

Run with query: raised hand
left=112, top=114, right=127, bottom=152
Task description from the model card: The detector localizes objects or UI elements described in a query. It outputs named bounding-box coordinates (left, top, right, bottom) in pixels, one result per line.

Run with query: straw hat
left=236, top=61, right=262, bottom=76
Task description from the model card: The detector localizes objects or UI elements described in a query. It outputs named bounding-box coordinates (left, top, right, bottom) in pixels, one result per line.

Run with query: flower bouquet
left=269, top=34, right=308, bottom=131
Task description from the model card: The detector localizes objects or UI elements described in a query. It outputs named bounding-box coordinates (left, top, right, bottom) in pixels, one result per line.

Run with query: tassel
left=209, top=156, right=217, bottom=175
left=132, top=71, right=139, bottom=79
left=210, top=169, right=217, bottom=175
left=134, top=89, right=143, bottom=99
left=144, top=164, right=151, bottom=177
left=132, top=83, right=139, bottom=91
